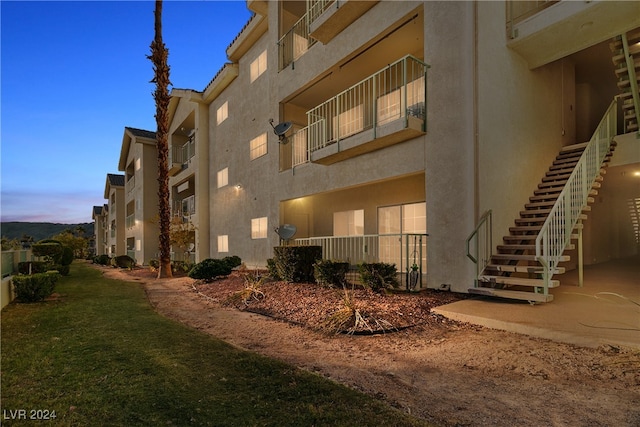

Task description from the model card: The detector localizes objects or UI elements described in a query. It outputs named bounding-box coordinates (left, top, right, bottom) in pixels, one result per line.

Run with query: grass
left=1, top=262, right=430, bottom=426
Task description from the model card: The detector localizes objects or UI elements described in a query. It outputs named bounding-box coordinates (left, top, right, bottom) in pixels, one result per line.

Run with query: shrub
left=222, top=255, right=242, bottom=270
left=171, top=260, right=194, bottom=274
left=112, top=255, right=136, bottom=269
left=52, top=264, right=70, bottom=276
left=17, top=261, right=49, bottom=275
left=266, top=258, right=280, bottom=280
left=358, top=262, right=399, bottom=293
left=60, top=246, right=74, bottom=266
left=188, top=258, right=233, bottom=282
left=149, top=259, right=160, bottom=271
left=313, top=260, right=350, bottom=288
left=12, top=271, right=59, bottom=303
left=32, top=241, right=64, bottom=264
left=93, top=254, right=111, bottom=266
left=272, top=246, right=322, bottom=283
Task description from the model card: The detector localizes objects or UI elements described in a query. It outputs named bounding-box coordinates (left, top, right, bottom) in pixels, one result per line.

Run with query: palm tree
left=149, top=0, right=172, bottom=278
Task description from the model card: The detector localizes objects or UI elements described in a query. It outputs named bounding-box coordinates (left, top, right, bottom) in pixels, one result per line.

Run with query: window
left=378, top=202, right=427, bottom=270
left=250, top=50, right=267, bottom=82
left=217, top=167, right=228, bottom=188
left=333, top=209, right=364, bottom=236
left=251, top=217, right=268, bottom=239
left=216, top=101, right=228, bottom=125
left=250, top=133, right=267, bottom=160
left=217, top=235, right=229, bottom=253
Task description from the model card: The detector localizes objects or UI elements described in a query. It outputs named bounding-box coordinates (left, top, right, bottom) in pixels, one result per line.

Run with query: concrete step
left=478, top=275, right=560, bottom=288
left=468, top=287, right=554, bottom=303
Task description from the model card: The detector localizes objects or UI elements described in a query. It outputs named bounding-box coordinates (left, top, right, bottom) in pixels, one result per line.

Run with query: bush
left=17, top=261, right=49, bottom=275
left=171, top=260, right=194, bottom=274
left=358, top=262, right=399, bottom=292
left=272, top=246, right=322, bottom=283
left=60, top=246, right=74, bottom=266
left=13, top=271, right=59, bottom=303
left=52, top=264, right=70, bottom=276
left=112, top=255, right=136, bottom=269
left=94, top=254, right=111, bottom=266
left=32, top=241, right=64, bottom=264
left=266, top=258, right=280, bottom=280
left=313, top=260, right=350, bottom=287
left=188, top=258, right=233, bottom=282
left=222, top=255, right=242, bottom=270
left=149, top=259, right=160, bottom=270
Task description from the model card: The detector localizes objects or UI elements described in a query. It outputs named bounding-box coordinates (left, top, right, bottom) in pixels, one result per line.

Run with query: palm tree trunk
left=149, top=0, right=172, bottom=278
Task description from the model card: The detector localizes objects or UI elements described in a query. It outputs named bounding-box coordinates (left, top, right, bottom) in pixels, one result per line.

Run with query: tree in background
left=148, top=0, right=172, bottom=278
left=52, top=231, right=88, bottom=259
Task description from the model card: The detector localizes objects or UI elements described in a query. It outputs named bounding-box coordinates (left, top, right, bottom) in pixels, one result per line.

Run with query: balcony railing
left=126, top=214, right=135, bottom=229
left=306, top=55, right=428, bottom=154
left=278, top=12, right=318, bottom=70
left=292, top=127, right=309, bottom=167
left=506, top=0, right=559, bottom=39
left=169, top=137, right=196, bottom=170
left=307, top=0, right=335, bottom=24
left=174, top=195, right=196, bottom=217
left=295, top=233, right=427, bottom=288
left=125, top=176, right=135, bottom=194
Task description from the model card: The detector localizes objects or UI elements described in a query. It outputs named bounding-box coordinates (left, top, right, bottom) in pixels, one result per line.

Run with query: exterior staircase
left=610, top=28, right=640, bottom=133
left=466, top=99, right=619, bottom=303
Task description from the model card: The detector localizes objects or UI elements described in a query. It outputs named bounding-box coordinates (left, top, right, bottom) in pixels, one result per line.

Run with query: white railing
left=292, top=127, right=309, bottom=167
left=175, top=195, right=196, bottom=217
left=295, top=233, right=427, bottom=275
left=307, top=0, right=335, bottom=24
left=307, top=55, right=428, bottom=153
left=465, top=210, right=493, bottom=284
left=278, top=12, right=318, bottom=70
left=125, top=214, right=135, bottom=229
left=535, top=99, right=618, bottom=293
left=170, top=137, right=195, bottom=167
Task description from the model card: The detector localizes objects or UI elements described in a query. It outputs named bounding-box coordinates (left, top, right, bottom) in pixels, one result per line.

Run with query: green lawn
left=1, top=262, right=430, bottom=426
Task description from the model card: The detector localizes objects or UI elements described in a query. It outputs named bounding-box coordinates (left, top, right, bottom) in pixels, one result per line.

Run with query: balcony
left=125, top=214, right=135, bottom=229
left=298, top=55, right=428, bottom=165
left=295, top=233, right=428, bottom=289
left=169, top=136, right=196, bottom=176
left=308, top=0, right=378, bottom=44
left=278, top=12, right=318, bottom=71
left=507, top=0, right=640, bottom=69
left=174, top=195, right=196, bottom=218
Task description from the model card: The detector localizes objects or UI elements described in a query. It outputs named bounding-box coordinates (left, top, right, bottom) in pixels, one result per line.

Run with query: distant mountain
left=0, top=222, right=94, bottom=242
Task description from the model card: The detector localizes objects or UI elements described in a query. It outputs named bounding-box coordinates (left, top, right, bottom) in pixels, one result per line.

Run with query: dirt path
left=102, top=267, right=640, bottom=427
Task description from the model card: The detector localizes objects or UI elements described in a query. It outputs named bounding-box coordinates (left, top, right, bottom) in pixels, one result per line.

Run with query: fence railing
left=278, top=12, right=318, bottom=70
left=126, top=214, right=135, bottom=229
left=535, top=99, right=618, bottom=293
left=307, top=55, right=428, bottom=153
left=465, top=210, right=493, bottom=284
left=125, top=176, right=135, bottom=194
left=292, top=127, right=309, bottom=167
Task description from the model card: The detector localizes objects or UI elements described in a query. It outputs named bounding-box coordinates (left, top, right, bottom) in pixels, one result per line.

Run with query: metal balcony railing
left=506, top=0, right=559, bottom=39
left=125, top=214, right=135, bottom=229
left=278, top=12, right=318, bottom=70
left=307, top=0, right=335, bottom=24
left=174, top=195, right=196, bottom=217
left=306, top=55, right=428, bottom=153
left=295, top=232, right=427, bottom=282
left=125, top=176, right=135, bottom=194
left=170, top=137, right=196, bottom=168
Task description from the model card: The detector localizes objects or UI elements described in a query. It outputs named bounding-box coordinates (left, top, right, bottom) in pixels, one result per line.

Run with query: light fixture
left=235, top=184, right=242, bottom=190
left=633, top=171, right=640, bottom=177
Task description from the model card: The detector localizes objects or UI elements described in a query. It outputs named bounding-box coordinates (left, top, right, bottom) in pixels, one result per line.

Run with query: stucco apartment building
left=91, top=204, right=109, bottom=256
left=102, top=173, right=126, bottom=258
left=97, top=1, right=640, bottom=302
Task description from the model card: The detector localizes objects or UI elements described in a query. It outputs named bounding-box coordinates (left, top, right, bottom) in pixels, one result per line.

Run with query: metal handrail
left=465, top=210, right=492, bottom=281
left=621, top=33, right=640, bottom=134
left=535, top=99, right=618, bottom=293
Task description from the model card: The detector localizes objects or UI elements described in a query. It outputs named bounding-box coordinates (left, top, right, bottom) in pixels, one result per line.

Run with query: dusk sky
left=1, top=0, right=252, bottom=224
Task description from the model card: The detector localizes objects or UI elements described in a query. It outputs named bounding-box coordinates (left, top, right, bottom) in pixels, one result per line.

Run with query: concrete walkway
left=433, top=255, right=640, bottom=349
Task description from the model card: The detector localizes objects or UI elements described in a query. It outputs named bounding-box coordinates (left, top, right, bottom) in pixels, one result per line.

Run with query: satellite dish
left=269, top=119, right=292, bottom=144
left=275, top=224, right=297, bottom=241
left=188, top=243, right=195, bottom=252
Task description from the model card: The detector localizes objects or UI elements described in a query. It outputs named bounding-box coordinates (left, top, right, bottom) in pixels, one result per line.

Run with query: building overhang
left=508, top=1, right=640, bottom=69
left=202, top=63, right=239, bottom=104
left=226, top=14, right=268, bottom=62
left=309, top=0, right=378, bottom=44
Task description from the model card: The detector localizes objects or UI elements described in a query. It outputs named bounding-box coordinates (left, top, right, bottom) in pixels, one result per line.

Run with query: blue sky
left=1, top=0, right=252, bottom=224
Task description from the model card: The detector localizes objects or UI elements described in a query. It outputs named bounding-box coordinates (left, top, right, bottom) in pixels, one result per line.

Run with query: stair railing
left=621, top=32, right=640, bottom=134
left=535, top=99, right=618, bottom=293
left=466, top=209, right=492, bottom=285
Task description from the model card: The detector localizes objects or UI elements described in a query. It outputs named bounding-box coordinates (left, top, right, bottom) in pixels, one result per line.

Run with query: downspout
left=473, top=1, right=480, bottom=221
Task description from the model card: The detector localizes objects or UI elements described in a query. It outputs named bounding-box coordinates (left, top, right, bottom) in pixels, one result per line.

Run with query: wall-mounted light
left=235, top=184, right=242, bottom=190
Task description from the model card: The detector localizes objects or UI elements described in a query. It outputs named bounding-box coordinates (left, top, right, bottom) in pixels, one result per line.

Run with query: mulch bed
left=192, top=270, right=468, bottom=334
